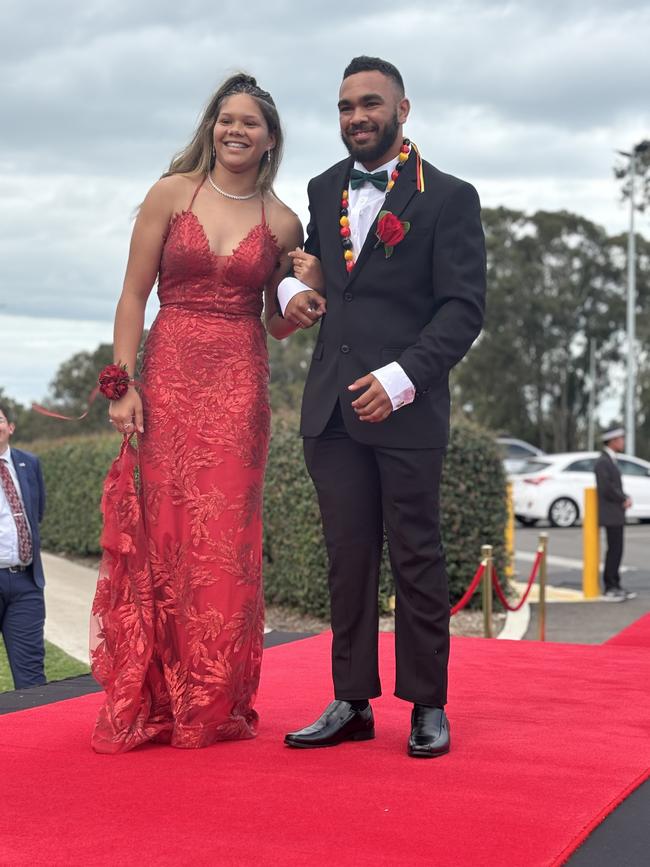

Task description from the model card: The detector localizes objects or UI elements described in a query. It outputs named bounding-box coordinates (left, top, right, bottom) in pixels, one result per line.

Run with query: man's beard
left=341, top=112, right=400, bottom=164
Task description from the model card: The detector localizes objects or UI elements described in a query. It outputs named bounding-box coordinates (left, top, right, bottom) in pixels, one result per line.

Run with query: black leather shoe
left=284, top=700, right=375, bottom=748
left=407, top=705, right=450, bottom=758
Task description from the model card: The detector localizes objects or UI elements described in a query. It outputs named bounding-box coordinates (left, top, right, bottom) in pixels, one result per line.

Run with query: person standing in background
left=0, top=404, right=47, bottom=689
left=594, top=426, right=636, bottom=602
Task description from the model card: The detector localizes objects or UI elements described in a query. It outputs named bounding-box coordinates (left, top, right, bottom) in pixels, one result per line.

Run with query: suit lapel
left=347, top=153, right=418, bottom=286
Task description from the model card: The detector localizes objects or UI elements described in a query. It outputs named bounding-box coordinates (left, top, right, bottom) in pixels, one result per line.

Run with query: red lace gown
left=90, top=181, right=279, bottom=753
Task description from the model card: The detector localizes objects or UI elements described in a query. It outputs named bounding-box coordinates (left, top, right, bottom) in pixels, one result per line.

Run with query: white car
left=496, top=436, right=545, bottom=475
left=512, top=451, right=650, bottom=528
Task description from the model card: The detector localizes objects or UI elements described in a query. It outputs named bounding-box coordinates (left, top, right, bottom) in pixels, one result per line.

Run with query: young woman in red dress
left=90, top=74, right=321, bottom=753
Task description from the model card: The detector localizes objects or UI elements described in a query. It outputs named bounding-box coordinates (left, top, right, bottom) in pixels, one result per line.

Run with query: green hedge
left=27, top=415, right=507, bottom=617
left=264, top=415, right=507, bottom=616
left=34, top=435, right=120, bottom=555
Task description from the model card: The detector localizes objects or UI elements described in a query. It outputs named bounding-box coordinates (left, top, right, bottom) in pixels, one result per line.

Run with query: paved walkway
left=43, top=553, right=97, bottom=664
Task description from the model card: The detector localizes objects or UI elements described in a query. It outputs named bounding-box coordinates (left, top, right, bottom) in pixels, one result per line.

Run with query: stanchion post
left=538, top=533, right=548, bottom=642
left=505, top=482, right=514, bottom=579
left=481, top=544, right=493, bottom=638
left=582, top=488, right=600, bottom=598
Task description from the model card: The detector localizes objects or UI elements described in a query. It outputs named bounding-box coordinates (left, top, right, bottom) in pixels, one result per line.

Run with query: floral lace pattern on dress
left=90, top=199, right=278, bottom=753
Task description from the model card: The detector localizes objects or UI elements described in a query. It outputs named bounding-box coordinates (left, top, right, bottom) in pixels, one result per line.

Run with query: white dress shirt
left=277, top=156, right=415, bottom=412
left=0, top=446, right=31, bottom=568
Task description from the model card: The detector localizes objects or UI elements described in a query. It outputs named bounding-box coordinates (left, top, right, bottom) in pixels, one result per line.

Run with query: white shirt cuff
left=277, top=276, right=312, bottom=316
left=372, top=362, right=416, bottom=411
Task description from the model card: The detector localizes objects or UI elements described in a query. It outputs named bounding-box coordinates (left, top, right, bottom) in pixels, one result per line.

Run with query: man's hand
left=284, top=290, right=326, bottom=329
left=348, top=374, right=392, bottom=423
left=624, top=497, right=632, bottom=510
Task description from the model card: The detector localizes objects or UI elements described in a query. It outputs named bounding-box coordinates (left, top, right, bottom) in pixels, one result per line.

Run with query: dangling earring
left=212, top=145, right=216, bottom=160
left=267, top=149, right=272, bottom=163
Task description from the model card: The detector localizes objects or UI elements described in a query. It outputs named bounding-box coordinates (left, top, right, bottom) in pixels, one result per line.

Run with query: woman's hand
left=288, top=248, right=325, bottom=291
left=109, top=388, right=144, bottom=435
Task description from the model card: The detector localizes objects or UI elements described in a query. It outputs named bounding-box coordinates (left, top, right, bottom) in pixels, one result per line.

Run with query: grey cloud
left=1, top=0, right=649, bottom=326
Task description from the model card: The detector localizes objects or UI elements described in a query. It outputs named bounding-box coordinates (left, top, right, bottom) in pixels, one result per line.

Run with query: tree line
left=5, top=204, right=650, bottom=459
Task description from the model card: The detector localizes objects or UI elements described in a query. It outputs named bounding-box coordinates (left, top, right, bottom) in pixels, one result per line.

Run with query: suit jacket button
left=340, top=344, right=351, bottom=354
left=343, top=292, right=353, bottom=302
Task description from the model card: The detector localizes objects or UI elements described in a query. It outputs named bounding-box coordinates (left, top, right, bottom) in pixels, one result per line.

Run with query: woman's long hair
left=164, top=73, right=283, bottom=193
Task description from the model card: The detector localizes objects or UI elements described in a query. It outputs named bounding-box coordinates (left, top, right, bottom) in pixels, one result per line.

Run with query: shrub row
left=27, top=415, right=507, bottom=617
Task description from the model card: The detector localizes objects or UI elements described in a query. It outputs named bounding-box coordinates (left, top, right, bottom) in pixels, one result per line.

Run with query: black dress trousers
left=303, top=403, right=450, bottom=707
left=603, top=525, right=624, bottom=591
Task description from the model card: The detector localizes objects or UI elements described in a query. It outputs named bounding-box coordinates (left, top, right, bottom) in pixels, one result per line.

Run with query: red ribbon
left=31, top=387, right=100, bottom=421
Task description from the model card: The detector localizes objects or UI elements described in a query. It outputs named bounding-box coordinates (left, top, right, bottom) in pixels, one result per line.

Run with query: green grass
left=0, top=636, right=90, bottom=692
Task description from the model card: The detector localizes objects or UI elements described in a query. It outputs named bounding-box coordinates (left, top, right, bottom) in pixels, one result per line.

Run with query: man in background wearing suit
left=594, top=426, right=636, bottom=602
left=278, top=56, right=486, bottom=757
left=0, top=404, right=47, bottom=688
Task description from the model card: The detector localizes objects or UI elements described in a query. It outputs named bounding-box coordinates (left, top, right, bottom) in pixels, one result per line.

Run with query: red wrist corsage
left=375, top=210, right=410, bottom=258
left=98, top=364, right=132, bottom=400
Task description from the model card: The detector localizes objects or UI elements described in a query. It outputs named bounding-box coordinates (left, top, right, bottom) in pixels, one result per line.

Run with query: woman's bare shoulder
left=265, top=194, right=303, bottom=246
left=144, top=172, right=202, bottom=212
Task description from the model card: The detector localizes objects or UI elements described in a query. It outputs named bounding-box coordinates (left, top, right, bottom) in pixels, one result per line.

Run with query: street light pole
left=587, top=337, right=596, bottom=451
left=618, top=140, right=650, bottom=457
left=626, top=151, right=637, bottom=456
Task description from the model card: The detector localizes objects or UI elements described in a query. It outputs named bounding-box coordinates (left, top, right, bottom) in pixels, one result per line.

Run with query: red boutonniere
left=98, top=363, right=132, bottom=401
left=375, top=210, right=411, bottom=258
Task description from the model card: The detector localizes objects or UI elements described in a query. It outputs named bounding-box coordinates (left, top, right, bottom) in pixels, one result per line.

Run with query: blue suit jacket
left=10, top=447, right=46, bottom=589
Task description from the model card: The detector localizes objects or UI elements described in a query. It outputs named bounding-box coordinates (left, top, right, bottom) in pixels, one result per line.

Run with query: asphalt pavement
left=514, top=522, right=650, bottom=643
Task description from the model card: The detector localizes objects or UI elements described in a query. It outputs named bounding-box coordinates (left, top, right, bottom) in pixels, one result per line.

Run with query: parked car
left=496, top=436, right=545, bottom=475
left=512, top=451, right=650, bottom=528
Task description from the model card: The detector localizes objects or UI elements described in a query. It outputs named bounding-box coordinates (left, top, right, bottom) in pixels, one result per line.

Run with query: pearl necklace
left=207, top=172, right=257, bottom=201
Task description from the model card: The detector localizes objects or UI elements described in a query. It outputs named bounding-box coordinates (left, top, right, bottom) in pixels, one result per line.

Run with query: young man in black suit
left=0, top=404, right=47, bottom=688
left=278, top=57, right=486, bottom=757
left=594, top=426, right=635, bottom=602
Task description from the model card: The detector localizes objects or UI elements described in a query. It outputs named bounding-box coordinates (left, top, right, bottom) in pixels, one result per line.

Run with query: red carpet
left=605, top=612, right=650, bottom=647
left=1, top=633, right=650, bottom=867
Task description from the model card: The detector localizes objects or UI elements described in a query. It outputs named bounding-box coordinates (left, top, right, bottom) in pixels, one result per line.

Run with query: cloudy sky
left=2, top=0, right=649, bottom=403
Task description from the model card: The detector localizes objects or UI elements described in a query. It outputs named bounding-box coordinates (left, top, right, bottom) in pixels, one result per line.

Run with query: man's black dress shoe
left=284, top=700, right=375, bottom=748
left=407, top=705, right=450, bottom=758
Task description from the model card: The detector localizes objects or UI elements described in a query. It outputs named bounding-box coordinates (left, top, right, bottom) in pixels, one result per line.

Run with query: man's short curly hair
left=342, top=56, right=405, bottom=96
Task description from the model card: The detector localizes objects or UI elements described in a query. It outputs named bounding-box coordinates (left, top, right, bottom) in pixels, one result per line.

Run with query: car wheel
left=549, top=497, right=579, bottom=528
left=515, top=515, right=538, bottom=527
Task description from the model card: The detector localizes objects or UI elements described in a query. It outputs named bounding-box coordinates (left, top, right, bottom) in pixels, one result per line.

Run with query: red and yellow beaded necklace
left=339, top=138, right=424, bottom=273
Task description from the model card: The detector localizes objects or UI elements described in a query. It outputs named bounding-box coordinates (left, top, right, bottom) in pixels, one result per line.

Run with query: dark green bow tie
left=350, top=168, right=389, bottom=191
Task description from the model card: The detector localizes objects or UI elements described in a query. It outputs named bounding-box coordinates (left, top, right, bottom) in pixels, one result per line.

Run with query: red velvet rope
left=451, top=562, right=485, bottom=616
left=491, top=550, right=543, bottom=612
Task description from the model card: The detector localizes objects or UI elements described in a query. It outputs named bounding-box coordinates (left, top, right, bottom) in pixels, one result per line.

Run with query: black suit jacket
left=299, top=153, right=486, bottom=448
left=594, top=451, right=627, bottom=527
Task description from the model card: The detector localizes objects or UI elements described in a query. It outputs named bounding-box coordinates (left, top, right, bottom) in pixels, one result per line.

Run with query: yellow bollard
left=582, top=488, right=600, bottom=599
left=538, top=533, right=548, bottom=642
left=481, top=544, right=493, bottom=638
left=505, top=482, right=515, bottom=579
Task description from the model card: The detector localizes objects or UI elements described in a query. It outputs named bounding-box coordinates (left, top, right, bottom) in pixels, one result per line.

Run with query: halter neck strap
left=188, top=177, right=204, bottom=212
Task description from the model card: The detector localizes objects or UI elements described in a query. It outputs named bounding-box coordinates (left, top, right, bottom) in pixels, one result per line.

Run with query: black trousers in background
left=602, top=525, right=624, bottom=592
left=303, top=402, right=450, bottom=707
